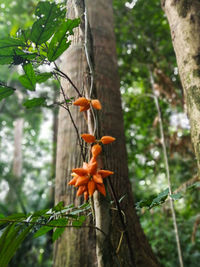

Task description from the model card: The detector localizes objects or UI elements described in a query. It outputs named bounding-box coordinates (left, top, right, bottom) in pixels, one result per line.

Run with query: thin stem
left=149, top=70, right=184, bottom=267
left=54, top=63, right=82, bottom=97
left=53, top=73, right=85, bottom=161
left=0, top=218, right=107, bottom=237
left=84, top=6, right=94, bottom=97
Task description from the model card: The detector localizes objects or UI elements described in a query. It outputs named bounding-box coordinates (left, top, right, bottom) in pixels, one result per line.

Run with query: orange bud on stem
left=101, top=136, right=116, bottom=144
left=81, top=134, right=96, bottom=143
left=73, top=97, right=89, bottom=106
left=91, top=99, right=102, bottom=110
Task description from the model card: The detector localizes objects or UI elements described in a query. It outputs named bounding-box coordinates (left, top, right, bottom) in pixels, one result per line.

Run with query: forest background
left=0, top=0, right=199, bottom=267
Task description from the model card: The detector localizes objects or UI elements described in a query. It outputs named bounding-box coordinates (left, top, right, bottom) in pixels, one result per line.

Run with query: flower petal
left=88, top=180, right=96, bottom=196
left=91, top=99, right=102, bottom=110
left=101, top=136, right=116, bottom=144
left=73, top=97, right=89, bottom=106
left=75, top=176, right=90, bottom=186
left=96, top=183, right=106, bottom=196
left=93, top=173, right=103, bottom=184
left=77, top=185, right=87, bottom=196
left=72, top=168, right=88, bottom=176
left=81, top=133, right=96, bottom=143
left=97, top=170, right=114, bottom=178
left=68, top=176, right=78, bottom=186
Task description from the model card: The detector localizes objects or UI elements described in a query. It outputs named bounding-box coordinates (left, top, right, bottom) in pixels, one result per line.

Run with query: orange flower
left=73, top=97, right=102, bottom=112
left=81, top=134, right=96, bottom=143
left=73, top=97, right=89, bottom=107
left=68, top=159, right=114, bottom=198
left=91, top=99, right=102, bottom=110
left=101, top=136, right=116, bottom=144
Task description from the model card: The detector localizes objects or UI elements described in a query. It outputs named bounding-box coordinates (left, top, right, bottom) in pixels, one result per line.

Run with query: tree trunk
left=54, top=1, right=160, bottom=266
left=6, top=117, right=25, bottom=213
left=161, top=0, right=200, bottom=174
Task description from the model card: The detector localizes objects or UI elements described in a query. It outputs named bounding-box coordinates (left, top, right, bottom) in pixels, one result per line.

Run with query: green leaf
left=23, top=98, right=46, bottom=109
left=53, top=201, right=64, bottom=212
left=171, top=193, right=182, bottom=200
left=0, top=47, right=36, bottom=65
left=19, top=63, right=36, bottom=90
left=0, top=37, right=25, bottom=49
left=0, top=224, right=32, bottom=267
left=36, top=72, right=52, bottom=83
left=72, top=215, right=86, bottom=227
left=150, top=188, right=169, bottom=208
left=34, top=225, right=53, bottom=238
left=47, top=19, right=80, bottom=61
left=30, top=1, right=65, bottom=45
left=52, top=218, right=68, bottom=242
left=0, top=85, right=15, bottom=101
left=52, top=227, right=65, bottom=242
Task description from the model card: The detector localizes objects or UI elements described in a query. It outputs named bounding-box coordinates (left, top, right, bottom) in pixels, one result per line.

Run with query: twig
left=0, top=218, right=107, bottom=237
left=53, top=72, right=85, bottom=161
left=54, top=63, right=82, bottom=97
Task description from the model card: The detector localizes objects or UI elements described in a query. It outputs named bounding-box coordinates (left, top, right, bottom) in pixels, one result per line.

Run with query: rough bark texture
left=54, top=0, right=160, bottom=266
left=162, top=0, right=200, bottom=173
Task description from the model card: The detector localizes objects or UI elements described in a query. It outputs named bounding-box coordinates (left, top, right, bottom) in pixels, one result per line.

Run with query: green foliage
left=23, top=98, right=46, bottom=109
left=0, top=85, right=15, bottom=101
left=0, top=202, right=90, bottom=266
left=30, top=1, right=65, bottom=45
left=19, top=63, right=36, bottom=91
left=0, top=1, right=80, bottom=105
left=47, top=19, right=80, bottom=61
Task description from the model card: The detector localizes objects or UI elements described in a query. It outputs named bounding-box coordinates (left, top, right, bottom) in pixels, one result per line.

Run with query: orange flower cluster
left=68, top=97, right=116, bottom=200
left=73, top=97, right=102, bottom=112
left=68, top=144, right=114, bottom=200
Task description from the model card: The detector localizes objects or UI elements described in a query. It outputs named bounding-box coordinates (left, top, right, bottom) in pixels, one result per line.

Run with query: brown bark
left=162, top=0, right=200, bottom=174
left=54, top=1, right=160, bottom=266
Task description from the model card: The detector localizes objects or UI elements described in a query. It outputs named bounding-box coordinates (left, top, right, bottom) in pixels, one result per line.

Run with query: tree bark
left=54, top=1, right=160, bottom=266
left=161, top=0, right=200, bottom=174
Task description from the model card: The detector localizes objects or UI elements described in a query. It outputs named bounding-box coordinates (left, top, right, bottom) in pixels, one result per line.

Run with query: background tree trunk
left=161, top=0, right=200, bottom=174
left=54, top=1, right=160, bottom=266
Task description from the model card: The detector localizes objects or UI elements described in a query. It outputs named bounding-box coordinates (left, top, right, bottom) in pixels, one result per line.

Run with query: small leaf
left=34, top=226, right=53, bottom=238
left=47, top=19, right=80, bottom=61
left=0, top=37, right=25, bottom=49
left=52, top=218, right=68, bottom=242
left=150, top=188, right=169, bottom=208
left=171, top=193, right=182, bottom=200
left=0, top=86, right=15, bottom=101
left=23, top=98, right=46, bottom=109
left=36, top=72, right=52, bottom=83
left=72, top=215, right=86, bottom=227
left=52, top=228, right=65, bottom=242
left=53, top=201, right=64, bottom=212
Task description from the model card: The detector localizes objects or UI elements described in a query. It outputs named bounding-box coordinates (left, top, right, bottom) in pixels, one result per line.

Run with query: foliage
left=0, top=202, right=89, bottom=267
